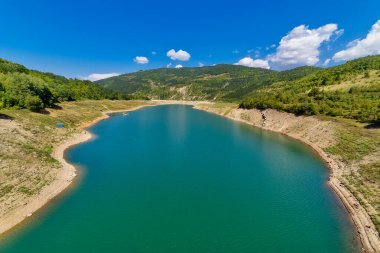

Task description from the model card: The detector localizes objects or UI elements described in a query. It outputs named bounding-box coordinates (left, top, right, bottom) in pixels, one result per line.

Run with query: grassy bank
left=325, top=124, right=380, bottom=231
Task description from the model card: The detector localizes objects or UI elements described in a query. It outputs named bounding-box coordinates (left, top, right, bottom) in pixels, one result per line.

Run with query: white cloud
left=151, top=51, right=157, bottom=55
left=198, top=62, right=205, bottom=67
left=175, top=64, right=183, bottom=69
left=235, top=57, right=270, bottom=69
left=323, top=58, right=331, bottom=66
left=333, top=20, right=380, bottom=62
left=83, top=73, right=120, bottom=82
left=167, top=49, right=191, bottom=61
left=268, top=24, right=338, bottom=69
left=347, top=39, right=361, bottom=48
left=334, top=29, right=344, bottom=40
left=166, top=63, right=172, bottom=68
left=134, top=56, right=149, bottom=64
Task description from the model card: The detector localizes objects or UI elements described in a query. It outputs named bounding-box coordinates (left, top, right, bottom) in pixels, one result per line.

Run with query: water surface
left=1, top=105, right=358, bottom=252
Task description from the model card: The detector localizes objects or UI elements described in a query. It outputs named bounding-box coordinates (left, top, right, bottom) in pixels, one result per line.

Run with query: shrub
left=25, top=95, right=43, bottom=112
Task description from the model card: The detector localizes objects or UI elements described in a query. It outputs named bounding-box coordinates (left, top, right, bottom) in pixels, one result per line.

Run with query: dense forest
left=0, top=59, right=125, bottom=111
left=98, top=55, right=380, bottom=123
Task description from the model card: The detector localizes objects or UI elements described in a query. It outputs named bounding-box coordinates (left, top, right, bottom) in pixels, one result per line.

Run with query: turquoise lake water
left=1, top=105, right=358, bottom=252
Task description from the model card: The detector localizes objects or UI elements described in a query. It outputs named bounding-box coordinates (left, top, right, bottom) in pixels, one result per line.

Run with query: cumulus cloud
left=268, top=24, right=338, bottom=69
left=333, top=20, right=380, bottom=62
left=134, top=56, right=149, bottom=64
left=175, top=64, right=183, bottom=69
left=84, top=73, right=120, bottom=82
left=167, top=49, right=191, bottom=61
left=235, top=57, right=270, bottom=69
left=198, top=62, right=205, bottom=67
left=166, top=63, right=172, bottom=68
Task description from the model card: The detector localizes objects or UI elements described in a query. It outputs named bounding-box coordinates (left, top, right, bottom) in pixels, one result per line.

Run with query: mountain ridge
left=96, top=64, right=321, bottom=101
left=96, top=55, right=380, bottom=123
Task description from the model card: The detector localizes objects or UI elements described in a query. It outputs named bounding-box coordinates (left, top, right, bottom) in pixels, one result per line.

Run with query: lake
left=0, top=105, right=358, bottom=252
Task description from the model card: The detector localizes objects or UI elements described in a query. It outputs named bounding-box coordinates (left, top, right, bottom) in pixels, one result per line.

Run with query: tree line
left=0, top=59, right=127, bottom=111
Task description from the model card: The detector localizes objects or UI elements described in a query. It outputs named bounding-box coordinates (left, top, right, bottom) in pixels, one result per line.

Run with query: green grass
left=0, top=185, right=14, bottom=198
left=18, top=186, right=33, bottom=196
left=324, top=127, right=380, bottom=162
left=324, top=122, right=380, bottom=232
left=345, top=161, right=380, bottom=232
left=359, top=162, right=380, bottom=184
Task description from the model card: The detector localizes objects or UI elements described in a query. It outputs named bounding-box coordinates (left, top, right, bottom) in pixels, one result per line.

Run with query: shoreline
left=0, top=100, right=200, bottom=237
left=0, top=132, right=92, bottom=236
left=194, top=105, right=380, bottom=253
left=0, top=104, right=153, bottom=237
left=1, top=101, right=379, bottom=252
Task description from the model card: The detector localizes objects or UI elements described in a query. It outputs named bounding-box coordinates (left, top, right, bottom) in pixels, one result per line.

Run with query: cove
left=0, top=105, right=359, bottom=252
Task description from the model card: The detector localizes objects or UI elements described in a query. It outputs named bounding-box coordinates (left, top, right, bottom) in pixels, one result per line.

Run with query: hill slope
left=98, top=56, right=380, bottom=123
left=0, top=59, right=124, bottom=111
left=240, top=55, right=380, bottom=123
left=96, top=65, right=320, bottom=101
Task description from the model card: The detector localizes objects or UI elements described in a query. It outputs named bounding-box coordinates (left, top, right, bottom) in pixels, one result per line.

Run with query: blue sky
left=1, top=0, right=379, bottom=80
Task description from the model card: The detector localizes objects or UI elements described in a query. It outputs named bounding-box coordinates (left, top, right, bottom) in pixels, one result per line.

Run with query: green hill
left=1, top=55, right=379, bottom=123
left=0, top=58, right=125, bottom=111
left=240, top=55, right=380, bottom=123
left=98, top=56, right=380, bottom=123
left=96, top=65, right=321, bottom=101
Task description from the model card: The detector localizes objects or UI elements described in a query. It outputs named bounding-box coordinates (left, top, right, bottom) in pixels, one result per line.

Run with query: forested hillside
left=0, top=59, right=124, bottom=111
left=1, top=55, right=379, bottom=123
left=98, top=55, right=380, bottom=123
left=96, top=65, right=320, bottom=101
left=240, top=56, right=380, bottom=123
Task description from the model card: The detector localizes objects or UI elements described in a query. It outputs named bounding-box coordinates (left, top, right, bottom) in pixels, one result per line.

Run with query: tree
left=25, top=95, right=43, bottom=112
